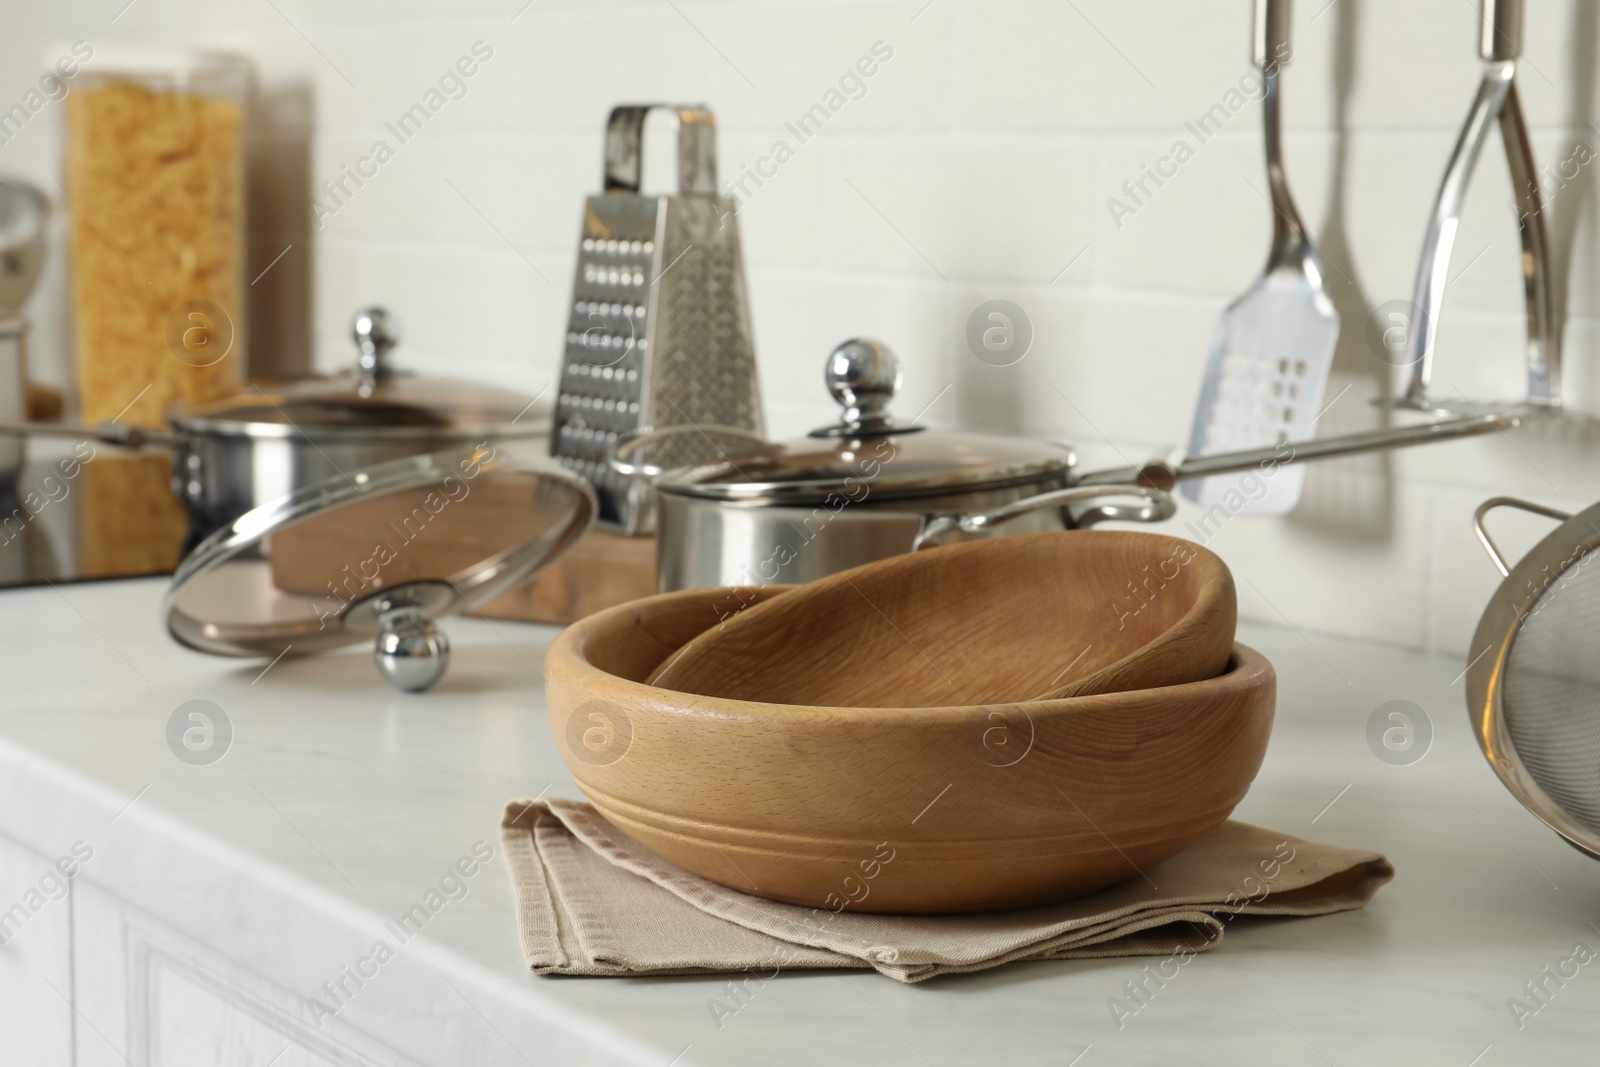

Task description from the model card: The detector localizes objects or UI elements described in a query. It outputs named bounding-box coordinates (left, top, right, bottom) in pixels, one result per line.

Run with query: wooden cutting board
left=473, top=530, right=657, bottom=625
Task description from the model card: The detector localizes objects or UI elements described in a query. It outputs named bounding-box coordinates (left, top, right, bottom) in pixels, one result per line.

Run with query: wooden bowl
left=646, top=530, right=1237, bottom=707
left=547, top=585, right=1274, bottom=914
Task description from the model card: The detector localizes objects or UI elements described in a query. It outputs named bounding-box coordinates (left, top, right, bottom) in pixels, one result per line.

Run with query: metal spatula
left=1183, top=0, right=1337, bottom=516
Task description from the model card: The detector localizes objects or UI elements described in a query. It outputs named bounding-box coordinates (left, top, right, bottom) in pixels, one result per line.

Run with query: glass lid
left=166, top=307, right=550, bottom=439
left=638, top=339, right=1073, bottom=504
left=163, top=444, right=595, bottom=689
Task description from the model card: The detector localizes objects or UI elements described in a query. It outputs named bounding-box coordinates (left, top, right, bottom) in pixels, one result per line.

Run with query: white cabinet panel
left=72, top=876, right=418, bottom=1067
left=0, top=832, right=74, bottom=1067
left=71, top=876, right=133, bottom=1067
left=149, top=961, right=343, bottom=1067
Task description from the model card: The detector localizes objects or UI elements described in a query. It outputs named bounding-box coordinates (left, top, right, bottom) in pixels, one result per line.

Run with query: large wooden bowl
left=647, top=530, right=1237, bottom=707
left=547, top=587, right=1275, bottom=914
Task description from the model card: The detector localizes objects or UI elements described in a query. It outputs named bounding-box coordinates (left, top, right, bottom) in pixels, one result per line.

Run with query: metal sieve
left=1468, top=496, right=1600, bottom=858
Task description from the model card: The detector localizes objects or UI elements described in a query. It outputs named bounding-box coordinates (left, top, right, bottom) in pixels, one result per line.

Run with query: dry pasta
left=65, top=78, right=243, bottom=425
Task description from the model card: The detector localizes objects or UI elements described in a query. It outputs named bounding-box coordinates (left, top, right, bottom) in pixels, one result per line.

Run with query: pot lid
left=163, top=445, right=595, bottom=690
left=166, top=307, right=550, bottom=439
left=642, top=339, right=1073, bottom=504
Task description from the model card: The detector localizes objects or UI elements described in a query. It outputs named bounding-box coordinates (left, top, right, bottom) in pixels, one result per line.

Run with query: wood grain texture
left=647, top=530, right=1236, bottom=708
left=267, top=478, right=578, bottom=600
left=546, top=585, right=1275, bottom=914
left=473, top=529, right=656, bottom=625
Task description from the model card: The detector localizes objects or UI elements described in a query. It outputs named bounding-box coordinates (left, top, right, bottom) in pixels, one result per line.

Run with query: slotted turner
left=1183, top=0, right=1337, bottom=516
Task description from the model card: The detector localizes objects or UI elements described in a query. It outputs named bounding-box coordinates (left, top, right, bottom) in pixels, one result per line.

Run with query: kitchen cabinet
left=0, top=832, right=74, bottom=1067
left=70, top=877, right=412, bottom=1067
left=3, top=851, right=413, bottom=1067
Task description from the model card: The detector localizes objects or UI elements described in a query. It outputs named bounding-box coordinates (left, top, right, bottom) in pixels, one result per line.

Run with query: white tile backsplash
left=955, top=1, right=1249, bottom=133
left=1101, top=130, right=1326, bottom=298
left=3, top=0, right=1599, bottom=654
left=825, top=137, right=1098, bottom=283
left=1425, top=483, right=1590, bottom=659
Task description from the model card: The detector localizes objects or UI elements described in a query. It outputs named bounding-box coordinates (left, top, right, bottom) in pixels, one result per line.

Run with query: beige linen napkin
left=500, top=799, right=1393, bottom=984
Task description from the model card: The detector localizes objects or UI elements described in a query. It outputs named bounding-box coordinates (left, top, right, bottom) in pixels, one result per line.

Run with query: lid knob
left=818, top=338, right=906, bottom=437
left=373, top=605, right=450, bottom=692
left=351, top=306, right=400, bottom=384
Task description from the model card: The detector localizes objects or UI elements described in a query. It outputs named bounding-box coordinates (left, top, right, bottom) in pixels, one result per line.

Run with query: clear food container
left=58, top=48, right=250, bottom=574
left=61, top=47, right=250, bottom=428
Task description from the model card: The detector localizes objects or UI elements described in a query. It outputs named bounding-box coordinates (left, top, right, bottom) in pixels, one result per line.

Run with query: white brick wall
left=3, top=0, right=1597, bottom=655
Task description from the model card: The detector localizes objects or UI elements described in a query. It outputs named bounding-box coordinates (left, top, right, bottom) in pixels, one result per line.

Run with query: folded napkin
left=500, top=799, right=1393, bottom=984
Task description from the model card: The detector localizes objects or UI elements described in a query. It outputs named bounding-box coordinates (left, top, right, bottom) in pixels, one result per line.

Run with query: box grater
left=551, top=104, right=764, bottom=533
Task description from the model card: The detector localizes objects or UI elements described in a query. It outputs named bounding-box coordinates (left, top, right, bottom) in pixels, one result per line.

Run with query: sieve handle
left=1472, top=495, right=1572, bottom=576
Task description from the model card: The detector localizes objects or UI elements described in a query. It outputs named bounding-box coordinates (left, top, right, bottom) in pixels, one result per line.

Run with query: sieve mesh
left=1503, top=545, right=1600, bottom=837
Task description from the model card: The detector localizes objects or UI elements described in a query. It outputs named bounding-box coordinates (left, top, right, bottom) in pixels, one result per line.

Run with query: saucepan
left=613, top=339, right=1524, bottom=592
left=0, top=307, right=550, bottom=547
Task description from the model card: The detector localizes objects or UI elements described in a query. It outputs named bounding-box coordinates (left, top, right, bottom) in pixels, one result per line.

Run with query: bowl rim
left=548, top=584, right=1273, bottom=725
left=647, top=528, right=1235, bottom=705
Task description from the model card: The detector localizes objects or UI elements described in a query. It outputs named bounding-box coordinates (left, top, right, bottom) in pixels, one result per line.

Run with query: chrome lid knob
left=814, top=338, right=914, bottom=437
left=372, top=605, right=450, bottom=692
left=352, top=306, right=400, bottom=383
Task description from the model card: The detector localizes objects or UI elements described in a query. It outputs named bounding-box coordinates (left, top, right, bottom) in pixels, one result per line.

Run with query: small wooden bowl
left=547, top=586, right=1275, bottom=914
left=646, top=530, right=1237, bottom=707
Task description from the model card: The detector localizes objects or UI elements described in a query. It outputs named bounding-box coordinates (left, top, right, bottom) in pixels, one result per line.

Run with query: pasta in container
left=60, top=49, right=249, bottom=573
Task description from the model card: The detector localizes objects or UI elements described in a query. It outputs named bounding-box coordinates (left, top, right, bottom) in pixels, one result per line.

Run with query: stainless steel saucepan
left=613, top=339, right=1176, bottom=590
left=616, top=339, right=1522, bottom=592
left=0, top=307, right=551, bottom=548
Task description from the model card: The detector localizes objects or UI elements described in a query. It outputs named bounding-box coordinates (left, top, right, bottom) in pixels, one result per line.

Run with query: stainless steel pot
left=0, top=319, right=25, bottom=497
left=614, top=340, right=1175, bottom=590
left=0, top=307, right=551, bottom=548
left=617, top=338, right=1527, bottom=592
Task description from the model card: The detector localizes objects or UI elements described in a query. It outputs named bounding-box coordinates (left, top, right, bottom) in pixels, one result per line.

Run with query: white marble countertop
left=2, top=576, right=1598, bottom=1065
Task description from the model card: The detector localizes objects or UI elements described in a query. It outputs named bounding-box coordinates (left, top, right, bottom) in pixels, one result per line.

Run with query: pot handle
left=1472, top=495, right=1572, bottom=576
left=0, top=419, right=183, bottom=450
left=913, top=484, right=1175, bottom=551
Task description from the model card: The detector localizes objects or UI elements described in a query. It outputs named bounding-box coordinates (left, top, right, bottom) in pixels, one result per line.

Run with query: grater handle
left=603, top=105, right=718, bottom=197
left=1472, top=495, right=1571, bottom=577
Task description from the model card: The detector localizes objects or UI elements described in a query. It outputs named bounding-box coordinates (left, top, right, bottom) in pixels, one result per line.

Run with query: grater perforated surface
left=552, top=198, right=657, bottom=523
left=552, top=193, right=761, bottom=529
left=645, top=198, right=761, bottom=435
